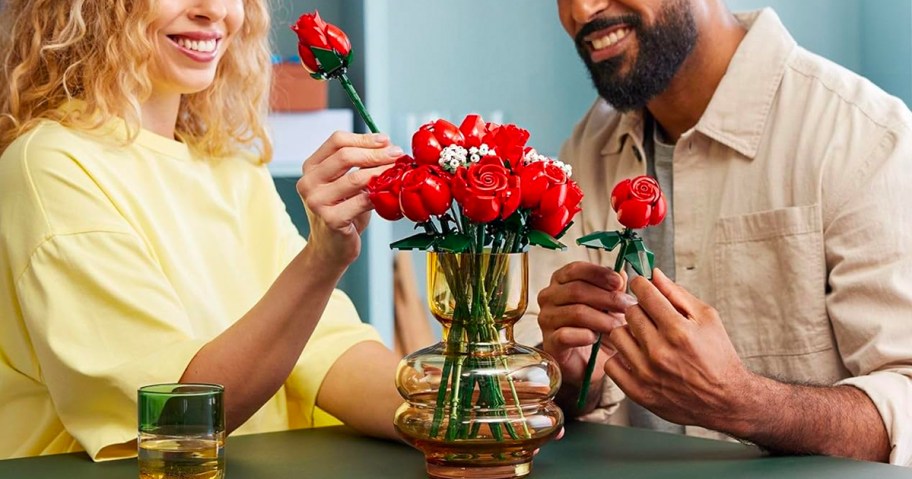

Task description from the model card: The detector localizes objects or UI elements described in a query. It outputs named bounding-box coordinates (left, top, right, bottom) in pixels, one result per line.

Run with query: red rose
left=367, top=158, right=412, bottom=221
left=411, top=120, right=467, bottom=166
left=518, top=161, right=568, bottom=209
left=412, top=126, right=442, bottom=166
left=491, top=124, right=530, bottom=166
left=610, top=176, right=667, bottom=229
left=291, top=10, right=351, bottom=74
left=531, top=181, right=583, bottom=237
left=452, top=158, right=521, bottom=223
left=432, top=119, right=464, bottom=148
left=482, top=122, right=499, bottom=147
left=459, top=114, right=487, bottom=148
left=399, top=165, right=453, bottom=223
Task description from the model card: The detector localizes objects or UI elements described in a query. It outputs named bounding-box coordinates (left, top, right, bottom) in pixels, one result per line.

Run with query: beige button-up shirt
left=519, top=9, right=912, bottom=465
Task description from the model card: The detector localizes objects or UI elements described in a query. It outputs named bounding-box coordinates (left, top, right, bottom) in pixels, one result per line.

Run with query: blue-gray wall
left=272, top=0, right=912, bottom=341
left=275, top=0, right=912, bottom=144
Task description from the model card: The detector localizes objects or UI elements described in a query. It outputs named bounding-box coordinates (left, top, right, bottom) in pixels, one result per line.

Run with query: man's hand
left=538, top=262, right=635, bottom=412
left=604, top=268, right=754, bottom=430
left=605, top=269, right=891, bottom=462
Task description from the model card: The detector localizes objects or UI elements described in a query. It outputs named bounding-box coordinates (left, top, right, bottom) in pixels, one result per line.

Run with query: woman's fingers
left=304, top=143, right=403, bottom=184
left=307, top=192, right=374, bottom=233
left=303, top=131, right=391, bottom=174
left=304, top=163, right=394, bottom=211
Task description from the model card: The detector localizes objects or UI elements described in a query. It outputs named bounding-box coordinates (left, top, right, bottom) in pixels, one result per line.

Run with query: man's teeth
left=174, top=37, right=217, bottom=53
left=591, top=28, right=630, bottom=50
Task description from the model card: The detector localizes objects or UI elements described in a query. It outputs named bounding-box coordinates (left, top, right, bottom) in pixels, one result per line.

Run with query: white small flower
left=470, top=153, right=481, bottom=163
left=448, top=159, right=461, bottom=170
left=478, top=144, right=490, bottom=155
left=469, top=146, right=479, bottom=155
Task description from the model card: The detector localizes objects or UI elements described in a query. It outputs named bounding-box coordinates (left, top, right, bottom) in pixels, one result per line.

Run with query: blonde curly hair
left=0, top=0, right=273, bottom=162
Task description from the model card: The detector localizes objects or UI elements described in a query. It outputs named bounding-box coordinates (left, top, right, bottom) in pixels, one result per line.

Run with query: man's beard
left=575, top=0, right=698, bottom=111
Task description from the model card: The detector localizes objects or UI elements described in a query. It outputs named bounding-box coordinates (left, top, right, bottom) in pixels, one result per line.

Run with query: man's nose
left=569, top=0, right=612, bottom=26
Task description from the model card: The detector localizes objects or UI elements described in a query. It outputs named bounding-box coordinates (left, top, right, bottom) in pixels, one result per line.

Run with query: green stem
left=338, top=73, right=379, bottom=134
left=429, top=347, right=455, bottom=439
left=577, top=229, right=631, bottom=410
left=431, top=249, right=532, bottom=443
left=431, top=255, right=469, bottom=439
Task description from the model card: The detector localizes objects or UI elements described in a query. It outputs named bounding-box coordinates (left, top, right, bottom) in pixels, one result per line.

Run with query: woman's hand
left=297, top=131, right=402, bottom=268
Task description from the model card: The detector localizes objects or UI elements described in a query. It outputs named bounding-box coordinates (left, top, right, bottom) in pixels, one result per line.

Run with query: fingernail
left=620, top=293, right=638, bottom=308
left=386, top=146, right=404, bottom=157
left=372, top=133, right=390, bottom=143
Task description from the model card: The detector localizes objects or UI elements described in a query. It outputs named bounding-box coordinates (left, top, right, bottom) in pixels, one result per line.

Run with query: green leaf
left=504, top=211, right=524, bottom=230
left=577, top=231, right=623, bottom=251
left=623, top=239, right=655, bottom=278
left=390, top=233, right=436, bottom=251
left=528, top=230, right=567, bottom=250
left=310, top=46, right=345, bottom=74
left=435, top=234, right=473, bottom=253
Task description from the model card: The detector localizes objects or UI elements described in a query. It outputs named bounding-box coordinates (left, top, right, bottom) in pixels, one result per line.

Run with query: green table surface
left=1, top=421, right=909, bottom=478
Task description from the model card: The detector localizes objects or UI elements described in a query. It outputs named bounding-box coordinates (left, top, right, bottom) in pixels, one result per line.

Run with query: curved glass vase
left=395, top=252, right=563, bottom=479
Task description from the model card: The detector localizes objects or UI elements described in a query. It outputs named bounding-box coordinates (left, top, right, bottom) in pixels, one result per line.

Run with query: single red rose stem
left=338, top=74, right=378, bottom=133
left=578, top=228, right=630, bottom=410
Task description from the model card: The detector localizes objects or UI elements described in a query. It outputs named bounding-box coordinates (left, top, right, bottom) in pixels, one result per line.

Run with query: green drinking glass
left=137, top=383, right=226, bottom=479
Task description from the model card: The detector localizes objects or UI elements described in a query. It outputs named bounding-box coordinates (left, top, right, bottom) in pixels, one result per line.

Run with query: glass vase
left=394, top=252, right=563, bottom=479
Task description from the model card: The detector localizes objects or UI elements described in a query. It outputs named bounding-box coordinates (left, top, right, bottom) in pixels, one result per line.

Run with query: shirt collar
left=600, top=107, right=644, bottom=156
left=600, top=8, right=796, bottom=159
left=694, top=9, right=796, bottom=158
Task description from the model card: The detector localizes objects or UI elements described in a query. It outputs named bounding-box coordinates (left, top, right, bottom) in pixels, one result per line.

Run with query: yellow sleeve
left=17, top=231, right=208, bottom=461
left=283, top=288, right=382, bottom=428
left=5, top=128, right=208, bottom=461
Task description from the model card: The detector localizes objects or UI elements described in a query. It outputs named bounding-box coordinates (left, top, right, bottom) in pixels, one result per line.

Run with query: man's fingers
left=539, top=280, right=636, bottom=313
left=543, top=326, right=598, bottom=351
left=604, top=351, right=637, bottom=396
left=651, top=268, right=705, bottom=323
left=625, top=304, right=658, bottom=347
left=539, top=303, right=626, bottom=335
left=628, top=273, right=685, bottom=330
left=551, top=262, right=624, bottom=291
left=606, top=326, right=648, bottom=374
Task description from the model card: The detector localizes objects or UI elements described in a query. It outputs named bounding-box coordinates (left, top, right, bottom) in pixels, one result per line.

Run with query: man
left=520, top=0, right=912, bottom=465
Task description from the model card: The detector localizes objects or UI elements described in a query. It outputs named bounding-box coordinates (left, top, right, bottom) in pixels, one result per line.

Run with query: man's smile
left=584, top=24, right=634, bottom=62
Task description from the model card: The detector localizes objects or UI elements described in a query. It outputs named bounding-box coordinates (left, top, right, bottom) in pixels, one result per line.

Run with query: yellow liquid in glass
left=138, top=438, right=224, bottom=479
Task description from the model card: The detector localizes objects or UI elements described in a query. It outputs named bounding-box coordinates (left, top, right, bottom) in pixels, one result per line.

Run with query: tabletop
left=1, top=421, right=909, bottom=478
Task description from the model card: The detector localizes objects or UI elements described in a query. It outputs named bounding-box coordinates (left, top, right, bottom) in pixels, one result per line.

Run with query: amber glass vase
left=394, top=252, right=563, bottom=479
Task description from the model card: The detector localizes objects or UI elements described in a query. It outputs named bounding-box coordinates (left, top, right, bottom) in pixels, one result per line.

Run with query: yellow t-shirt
left=0, top=119, right=381, bottom=460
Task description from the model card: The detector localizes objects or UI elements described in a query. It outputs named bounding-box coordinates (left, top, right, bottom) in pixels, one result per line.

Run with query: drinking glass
left=138, top=383, right=225, bottom=479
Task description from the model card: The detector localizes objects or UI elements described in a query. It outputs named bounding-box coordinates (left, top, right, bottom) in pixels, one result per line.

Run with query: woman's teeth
left=173, top=37, right=217, bottom=53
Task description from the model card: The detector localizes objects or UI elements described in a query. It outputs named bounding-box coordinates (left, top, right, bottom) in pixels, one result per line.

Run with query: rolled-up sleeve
left=284, top=288, right=382, bottom=425
left=825, top=126, right=912, bottom=466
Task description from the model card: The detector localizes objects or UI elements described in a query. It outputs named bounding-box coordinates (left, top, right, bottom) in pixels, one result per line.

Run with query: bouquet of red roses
left=368, top=114, right=582, bottom=253
left=369, top=115, right=579, bottom=447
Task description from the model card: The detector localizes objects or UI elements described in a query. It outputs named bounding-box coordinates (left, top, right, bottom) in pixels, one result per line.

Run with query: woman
left=0, top=0, right=403, bottom=460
